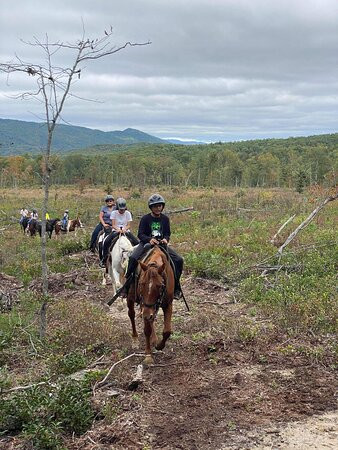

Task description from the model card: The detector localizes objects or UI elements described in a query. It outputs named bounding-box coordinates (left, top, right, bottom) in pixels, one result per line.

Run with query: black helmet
left=148, top=194, right=165, bottom=208
left=116, top=198, right=127, bottom=210
left=105, top=195, right=114, bottom=202
left=32, top=209, right=37, bottom=213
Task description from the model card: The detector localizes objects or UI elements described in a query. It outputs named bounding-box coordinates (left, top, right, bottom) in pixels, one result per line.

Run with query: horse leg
left=144, top=317, right=154, bottom=365
left=127, top=294, right=138, bottom=347
left=156, top=302, right=173, bottom=351
left=102, top=267, right=107, bottom=286
left=112, top=267, right=121, bottom=290
left=151, top=320, right=157, bottom=347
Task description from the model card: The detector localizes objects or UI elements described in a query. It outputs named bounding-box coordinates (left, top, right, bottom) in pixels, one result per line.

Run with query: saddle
left=108, top=235, right=120, bottom=252
left=135, top=245, right=177, bottom=286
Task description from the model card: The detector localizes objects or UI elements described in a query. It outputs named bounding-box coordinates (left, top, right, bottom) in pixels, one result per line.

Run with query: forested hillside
left=0, top=118, right=164, bottom=154
left=0, top=134, right=337, bottom=189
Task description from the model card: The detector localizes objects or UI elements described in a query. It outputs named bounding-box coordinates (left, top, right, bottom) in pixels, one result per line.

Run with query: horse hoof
left=155, top=342, right=165, bottom=351
left=144, top=356, right=154, bottom=366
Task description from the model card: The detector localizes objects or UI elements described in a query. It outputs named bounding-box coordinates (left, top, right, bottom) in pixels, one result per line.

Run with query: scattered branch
left=94, top=352, right=140, bottom=391
left=2, top=381, right=47, bottom=394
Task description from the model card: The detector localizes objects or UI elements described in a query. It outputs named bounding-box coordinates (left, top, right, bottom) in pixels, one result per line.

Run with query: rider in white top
left=100, top=198, right=139, bottom=267
left=20, top=208, right=29, bottom=224
left=110, top=209, right=132, bottom=231
left=29, top=210, right=38, bottom=221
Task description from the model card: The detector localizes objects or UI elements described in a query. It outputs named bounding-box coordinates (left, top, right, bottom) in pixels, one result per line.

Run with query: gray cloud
left=1, top=0, right=338, bottom=141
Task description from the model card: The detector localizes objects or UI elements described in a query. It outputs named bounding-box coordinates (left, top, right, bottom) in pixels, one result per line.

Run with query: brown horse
left=55, top=218, right=84, bottom=236
left=127, top=246, right=175, bottom=365
left=27, top=219, right=38, bottom=236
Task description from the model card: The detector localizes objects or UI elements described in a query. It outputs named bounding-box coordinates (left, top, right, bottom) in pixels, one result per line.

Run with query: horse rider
left=120, top=193, right=183, bottom=298
left=99, top=197, right=139, bottom=267
left=45, top=212, right=50, bottom=220
left=19, top=207, right=29, bottom=225
left=28, top=209, right=38, bottom=223
left=89, top=195, right=116, bottom=252
left=61, top=209, right=69, bottom=231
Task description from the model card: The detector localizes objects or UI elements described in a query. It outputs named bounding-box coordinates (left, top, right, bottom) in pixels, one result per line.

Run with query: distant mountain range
left=163, top=138, right=207, bottom=145
left=0, top=118, right=205, bottom=155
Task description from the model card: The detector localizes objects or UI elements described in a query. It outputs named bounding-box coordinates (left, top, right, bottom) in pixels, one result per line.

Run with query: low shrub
left=55, top=235, right=89, bottom=256
left=48, top=350, right=88, bottom=376
left=0, top=380, right=93, bottom=449
left=48, top=298, right=115, bottom=353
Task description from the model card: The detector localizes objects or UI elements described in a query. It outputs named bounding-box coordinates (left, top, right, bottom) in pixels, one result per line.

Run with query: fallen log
left=277, top=193, right=337, bottom=256
left=136, top=206, right=193, bottom=218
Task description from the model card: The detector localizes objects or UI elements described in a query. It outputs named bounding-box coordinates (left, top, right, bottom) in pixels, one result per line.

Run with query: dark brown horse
left=127, top=246, right=175, bottom=365
left=37, top=219, right=60, bottom=239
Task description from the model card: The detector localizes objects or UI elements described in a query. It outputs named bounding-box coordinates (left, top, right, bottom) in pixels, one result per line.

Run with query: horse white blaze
left=148, top=280, right=153, bottom=296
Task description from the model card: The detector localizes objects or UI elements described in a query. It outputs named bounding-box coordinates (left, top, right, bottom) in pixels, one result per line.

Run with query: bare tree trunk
left=40, top=132, right=53, bottom=337
left=1, top=30, right=150, bottom=339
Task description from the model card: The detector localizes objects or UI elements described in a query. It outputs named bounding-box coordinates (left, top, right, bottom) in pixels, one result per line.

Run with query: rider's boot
left=174, top=280, right=182, bottom=299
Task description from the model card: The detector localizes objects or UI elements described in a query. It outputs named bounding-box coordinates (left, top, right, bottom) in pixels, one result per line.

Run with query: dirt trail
left=66, top=261, right=337, bottom=450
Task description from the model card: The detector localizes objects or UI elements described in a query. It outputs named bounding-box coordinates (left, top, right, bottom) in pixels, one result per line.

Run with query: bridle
left=139, top=264, right=167, bottom=311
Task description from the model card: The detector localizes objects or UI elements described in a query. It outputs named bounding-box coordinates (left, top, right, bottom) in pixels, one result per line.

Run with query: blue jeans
left=90, top=223, right=104, bottom=249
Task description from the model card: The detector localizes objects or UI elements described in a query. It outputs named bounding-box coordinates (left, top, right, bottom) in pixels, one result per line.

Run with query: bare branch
left=270, top=214, right=296, bottom=244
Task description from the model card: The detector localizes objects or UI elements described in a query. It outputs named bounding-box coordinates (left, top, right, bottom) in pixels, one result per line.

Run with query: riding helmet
left=148, top=194, right=165, bottom=208
left=105, top=195, right=114, bottom=202
left=116, top=198, right=127, bottom=210
left=64, top=209, right=69, bottom=213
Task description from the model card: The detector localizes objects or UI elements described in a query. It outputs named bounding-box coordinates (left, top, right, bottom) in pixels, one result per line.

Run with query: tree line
left=0, top=135, right=337, bottom=190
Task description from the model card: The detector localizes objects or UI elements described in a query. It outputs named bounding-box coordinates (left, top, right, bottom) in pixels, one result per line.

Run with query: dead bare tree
left=0, top=28, right=150, bottom=337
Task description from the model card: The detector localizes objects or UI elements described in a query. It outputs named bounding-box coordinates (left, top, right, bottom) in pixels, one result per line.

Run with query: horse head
left=139, top=260, right=166, bottom=322
left=76, top=217, right=84, bottom=228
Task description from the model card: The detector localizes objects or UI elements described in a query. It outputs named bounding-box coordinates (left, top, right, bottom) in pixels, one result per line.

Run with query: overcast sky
left=1, top=0, right=338, bottom=142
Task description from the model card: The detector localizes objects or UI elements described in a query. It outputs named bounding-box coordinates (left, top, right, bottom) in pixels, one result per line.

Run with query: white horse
left=102, top=235, right=135, bottom=295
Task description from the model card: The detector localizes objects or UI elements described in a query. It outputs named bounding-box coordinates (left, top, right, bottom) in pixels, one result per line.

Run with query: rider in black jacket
left=122, top=194, right=183, bottom=298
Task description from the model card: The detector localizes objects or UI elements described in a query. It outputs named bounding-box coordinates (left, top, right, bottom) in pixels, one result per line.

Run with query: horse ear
left=158, top=263, right=166, bottom=274
left=140, top=262, right=148, bottom=271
